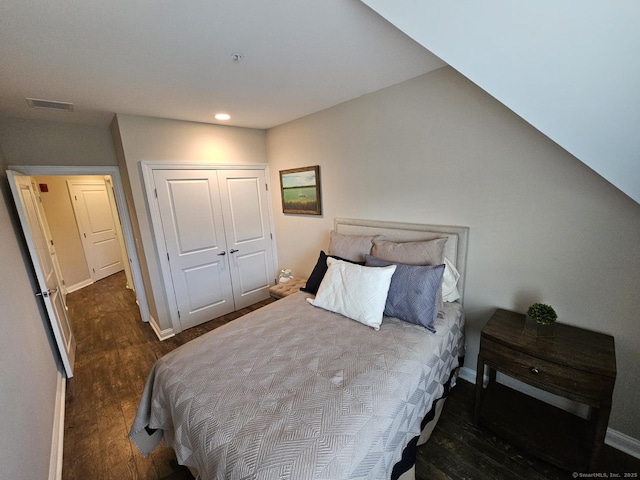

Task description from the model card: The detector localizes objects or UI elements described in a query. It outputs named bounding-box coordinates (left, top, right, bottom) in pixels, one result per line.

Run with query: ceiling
left=0, top=0, right=445, bottom=129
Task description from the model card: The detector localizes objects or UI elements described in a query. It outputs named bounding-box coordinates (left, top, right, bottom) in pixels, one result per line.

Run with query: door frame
left=8, top=165, right=151, bottom=324
left=140, top=161, right=278, bottom=334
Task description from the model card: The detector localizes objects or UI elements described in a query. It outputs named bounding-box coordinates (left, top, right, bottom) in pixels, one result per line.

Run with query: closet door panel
left=153, top=170, right=234, bottom=330
left=235, top=250, right=270, bottom=295
left=169, top=180, right=218, bottom=253
left=218, top=170, right=275, bottom=309
left=225, top=177, right=263, bottom=242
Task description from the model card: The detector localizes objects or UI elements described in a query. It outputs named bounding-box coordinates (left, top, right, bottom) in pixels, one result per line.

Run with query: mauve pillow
left=371, top=237, right=447, bottom=266
left=365, top=255, right=444, bottom=332
left=328, top=230, right=378, bottom=263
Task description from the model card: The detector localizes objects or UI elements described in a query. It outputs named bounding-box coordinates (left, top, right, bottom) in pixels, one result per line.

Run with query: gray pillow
left=371, top=237, right=448, bottom=314
left=365, top=255, right=445, bottom=333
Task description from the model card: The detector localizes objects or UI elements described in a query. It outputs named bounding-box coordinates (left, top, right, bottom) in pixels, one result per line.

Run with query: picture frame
left=279, top=165, right=322, bottom=215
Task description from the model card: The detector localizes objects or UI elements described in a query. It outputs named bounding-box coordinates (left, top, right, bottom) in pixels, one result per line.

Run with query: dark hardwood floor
left=63, top=272, right=273, bottom=479
left=62, top=272, right=640, bottom=480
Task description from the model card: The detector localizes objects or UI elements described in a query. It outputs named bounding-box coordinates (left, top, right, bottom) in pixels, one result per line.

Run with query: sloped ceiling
left=361, top=0, right=640, bottom=204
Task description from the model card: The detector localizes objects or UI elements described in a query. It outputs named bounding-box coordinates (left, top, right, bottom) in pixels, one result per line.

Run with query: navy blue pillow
left=301, top=251, right=363, bottom=294
left=365, top=254, right=444, bottom=332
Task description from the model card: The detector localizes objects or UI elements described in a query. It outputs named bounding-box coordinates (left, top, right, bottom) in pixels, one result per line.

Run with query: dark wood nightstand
left=474, top=308, right=616, bottom=471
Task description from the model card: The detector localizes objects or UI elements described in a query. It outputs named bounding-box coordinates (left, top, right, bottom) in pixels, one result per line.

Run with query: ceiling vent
left=26, top=98, right=74, bottom=112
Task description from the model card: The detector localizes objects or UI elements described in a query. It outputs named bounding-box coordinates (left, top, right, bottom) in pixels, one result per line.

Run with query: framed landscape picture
left=279, top=165, right=322, bottom=215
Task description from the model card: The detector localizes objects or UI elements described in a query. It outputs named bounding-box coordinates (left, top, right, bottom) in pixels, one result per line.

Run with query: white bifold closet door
left=153, top=169, right=274, bottom=331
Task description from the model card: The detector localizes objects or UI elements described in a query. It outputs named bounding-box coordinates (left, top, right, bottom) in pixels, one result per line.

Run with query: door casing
left=8, top=165, right=151, bottom=325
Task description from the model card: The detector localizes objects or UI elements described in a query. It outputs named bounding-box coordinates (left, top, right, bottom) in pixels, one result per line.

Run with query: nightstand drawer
left=480, top=338, right=614, bottom=403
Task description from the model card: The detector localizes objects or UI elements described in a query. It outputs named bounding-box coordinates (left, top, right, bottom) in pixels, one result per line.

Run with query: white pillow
left=307, top=257, right=396, bottom=330
left=442, top=258, right=461, bottom=302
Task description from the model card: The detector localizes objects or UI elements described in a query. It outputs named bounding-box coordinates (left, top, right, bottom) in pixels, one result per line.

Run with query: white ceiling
left=0, top=0, right=445, bottom=129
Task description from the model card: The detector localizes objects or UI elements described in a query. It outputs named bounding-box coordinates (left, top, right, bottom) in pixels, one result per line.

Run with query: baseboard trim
left=606, top=428, right=640, bottom=460
left=65, top=278, right=93, bottom=294
left=458, top=366, right=640, bottom=459
left=149, top=314, right=174, bottom=341
left=458, top=366, right=474, bottom=384
left=48, top=370, right=66, bottom=480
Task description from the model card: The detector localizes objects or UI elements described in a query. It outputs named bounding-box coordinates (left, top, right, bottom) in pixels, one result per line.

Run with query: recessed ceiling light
left=215, top=113, right=231, bottom=121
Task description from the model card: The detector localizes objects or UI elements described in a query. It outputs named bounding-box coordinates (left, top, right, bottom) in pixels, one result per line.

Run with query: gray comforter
left=130, top=291, right=464, bottom=480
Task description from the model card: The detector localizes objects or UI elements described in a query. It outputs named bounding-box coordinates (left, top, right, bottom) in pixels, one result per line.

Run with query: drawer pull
left=530, top=367, right=540, bottom=375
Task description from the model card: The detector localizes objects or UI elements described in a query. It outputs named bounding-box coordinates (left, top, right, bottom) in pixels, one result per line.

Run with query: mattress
left=130, top=291, right=465, bottom=480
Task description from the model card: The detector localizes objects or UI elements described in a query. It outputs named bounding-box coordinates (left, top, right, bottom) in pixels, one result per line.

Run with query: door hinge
left=270, top=233, right=273, bottom=240
left=74, top=195, right=78, bottom=201
left=154, top=188, right=158, bottom=198
left=167, top=252, right=170, bottom=262
left=50, top=239, right=54, bottom=246
left=265, top=183, right=268, bottom=191
left=177, top=310, right=181, bottom=318
left=61, top=279, right=66, bottom=286
left=83, top=232, right=86, bottom=238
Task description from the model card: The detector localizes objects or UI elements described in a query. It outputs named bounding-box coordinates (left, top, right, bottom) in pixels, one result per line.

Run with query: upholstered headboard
left=334, top=218, right=470, bottom=302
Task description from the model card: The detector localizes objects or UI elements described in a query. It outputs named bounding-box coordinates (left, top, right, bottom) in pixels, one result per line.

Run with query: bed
left=130, top=218, right=469, bottom=480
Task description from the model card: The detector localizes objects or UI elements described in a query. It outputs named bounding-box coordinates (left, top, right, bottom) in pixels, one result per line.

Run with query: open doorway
left=7, top=165, right=149, bottom=324
left=34, top=174, right=132, bottom=297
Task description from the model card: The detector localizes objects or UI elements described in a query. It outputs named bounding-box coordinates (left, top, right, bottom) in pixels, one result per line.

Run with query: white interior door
left=218, top=170, right=274, bottom=309
left=7, top=171, right=76, bottom=378
left=30, top=178, right=68, bottom=308
left=154, top=170, right=235, bottom=330
left=68, top=181, right=124, bottom=282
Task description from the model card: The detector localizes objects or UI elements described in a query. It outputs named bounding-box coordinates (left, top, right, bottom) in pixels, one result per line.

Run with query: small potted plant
left=526, top=303, right=557, bottom=337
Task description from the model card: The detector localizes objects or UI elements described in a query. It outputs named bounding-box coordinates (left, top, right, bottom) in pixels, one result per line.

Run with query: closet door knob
left=217, top=251, right=226, bottom=256
left=230, top=249, right=239, bottom=254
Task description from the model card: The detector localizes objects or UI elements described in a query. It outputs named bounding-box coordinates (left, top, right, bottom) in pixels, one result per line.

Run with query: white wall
left=0, top=145, right=61, bottom=479
left=267, top=67, right=640, bottom=440
left=0, top=116, right=118, bottom=166
left=361, top=0, right=640, bottom=204
left=112, top=114, right=268, bottom=331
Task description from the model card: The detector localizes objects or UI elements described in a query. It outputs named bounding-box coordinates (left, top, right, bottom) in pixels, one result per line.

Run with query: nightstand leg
left=589, top=404, right=612, bottom=471
left=488, top=366, right=496, bottom=384
left=473, top=355, right=485, bottom=425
